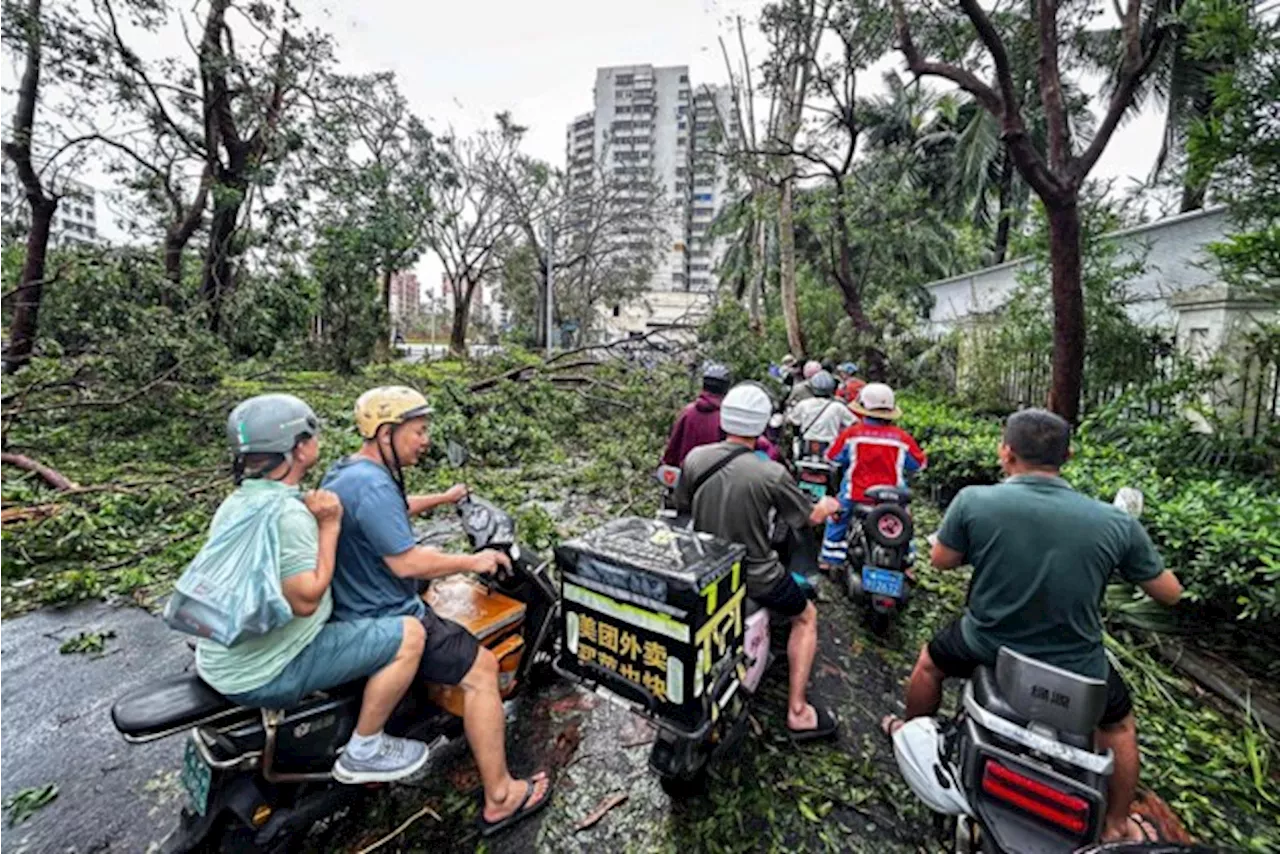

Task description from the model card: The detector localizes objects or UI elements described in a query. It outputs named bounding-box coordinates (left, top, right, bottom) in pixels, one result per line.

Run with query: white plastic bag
left=163, top=492, right=293, bottom=647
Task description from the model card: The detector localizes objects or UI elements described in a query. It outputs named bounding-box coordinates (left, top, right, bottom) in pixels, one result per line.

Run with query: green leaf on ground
left=5, top=784, right=58, bottom=826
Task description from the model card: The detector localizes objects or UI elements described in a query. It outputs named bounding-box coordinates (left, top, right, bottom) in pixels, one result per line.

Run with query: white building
left=921, top=207, right=1279, bottom=359
left=565, top=65, right=741, bottom=340
left=1, top=160, right=100, bottom=248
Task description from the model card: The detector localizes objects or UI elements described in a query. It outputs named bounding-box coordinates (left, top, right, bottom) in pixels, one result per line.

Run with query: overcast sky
left=7, top=0, right=1166, bottom=293
left=308, top=0, right=1165, bottom=294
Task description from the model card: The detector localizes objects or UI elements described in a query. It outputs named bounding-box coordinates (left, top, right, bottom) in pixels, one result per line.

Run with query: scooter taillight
left=980, top=758, right=1089, bottom=835
left=871, top=596, right=897, bottom=610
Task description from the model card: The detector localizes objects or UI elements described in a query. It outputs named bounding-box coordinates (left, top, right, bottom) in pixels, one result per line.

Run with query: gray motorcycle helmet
left=809, top=370, right=837, bottom=397
left=701, top=361, right=732, bottom=396
left=226, top=394, right=320, bottom=479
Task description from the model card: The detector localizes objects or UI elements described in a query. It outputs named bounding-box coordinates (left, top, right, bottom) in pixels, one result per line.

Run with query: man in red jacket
left=662, top=365, right=778, bottom=465
left=820, top=383, right=927, bottom=568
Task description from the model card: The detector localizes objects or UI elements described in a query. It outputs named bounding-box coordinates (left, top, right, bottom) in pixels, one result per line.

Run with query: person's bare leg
left=786, top=601, right=820, bottom=730
left=355, top=617, right=425, bottom=736
left=460, top=648, right=550, bottom=823
left=1099, top=714, right=1142, bottom=842
left=904, top=644, right=946, bottom=719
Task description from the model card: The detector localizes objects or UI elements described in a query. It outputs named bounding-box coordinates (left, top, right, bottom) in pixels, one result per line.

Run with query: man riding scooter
left=661, top=362, right=779, bottom=466
left=321, top=386, right=552, bottom=836
left=882, top=409, right=1184, bottom=843
left=819, top=383, right=927, bottom=572
left=786, top=370, right=857, bottom=455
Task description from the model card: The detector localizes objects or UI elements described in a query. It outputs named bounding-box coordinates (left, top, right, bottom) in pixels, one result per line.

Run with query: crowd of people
left=661, top=356, right=1182, bottom=844
left=183, top=352, right=1182, bottom=843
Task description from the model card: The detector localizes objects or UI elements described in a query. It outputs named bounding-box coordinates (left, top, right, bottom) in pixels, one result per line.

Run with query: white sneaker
left=332, top=734, right=431, bottom=784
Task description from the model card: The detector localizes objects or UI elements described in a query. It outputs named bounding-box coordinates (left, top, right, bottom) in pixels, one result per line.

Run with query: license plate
left=798, top=480, right=827, bottom=500
left=181, top=738, right=212, bottom=816
left=862, top=567, right=905, bottom=598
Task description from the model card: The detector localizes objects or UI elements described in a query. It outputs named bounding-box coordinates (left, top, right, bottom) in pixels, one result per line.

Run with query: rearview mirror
left=445, top=440, right=469, bottom=468
left=1113, top=487, right=1144, bottom=519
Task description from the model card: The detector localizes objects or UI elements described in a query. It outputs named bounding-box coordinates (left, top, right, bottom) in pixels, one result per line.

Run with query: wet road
left=0, top=547, right=937, bottom=853
left=1, top=601, right=190, bottom=853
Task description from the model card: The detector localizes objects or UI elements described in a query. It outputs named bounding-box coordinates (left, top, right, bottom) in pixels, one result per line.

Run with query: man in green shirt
left=896, top=408, right=1182, bottom=842
left=195, top=394, right=432, bottom=784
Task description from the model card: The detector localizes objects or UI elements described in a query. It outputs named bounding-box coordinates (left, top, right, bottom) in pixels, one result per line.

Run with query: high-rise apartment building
left=565, top=65, right=741, bottom=301
left=1, top=159, right=101, bottom=248
left=388, top=271, right=421, bottom=322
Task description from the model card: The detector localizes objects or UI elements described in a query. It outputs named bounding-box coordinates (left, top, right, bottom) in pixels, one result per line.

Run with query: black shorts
left=926, top=619, right=1133, bottom=727
left=752, top=572, right=810, bottom=619
left=418, top=609, right=481, bottom=686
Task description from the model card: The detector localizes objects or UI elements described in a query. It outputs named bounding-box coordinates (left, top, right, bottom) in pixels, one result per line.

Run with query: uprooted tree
left=892, top=0, right=1174, bottom=422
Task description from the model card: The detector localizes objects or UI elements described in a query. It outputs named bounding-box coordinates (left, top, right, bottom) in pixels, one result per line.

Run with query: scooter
left=843, top=485, right=914, bottom=634
left=552, top=516, right=770, bottom=797
left=898, top=489, right=1201, bottom=854
left=110, top=494, right=558, bottom=854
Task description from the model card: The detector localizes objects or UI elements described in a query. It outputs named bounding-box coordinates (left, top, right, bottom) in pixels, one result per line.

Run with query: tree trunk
left=449, top=286, right=474, bottom=354
left=381, top=266, right=394, bottom=317
left=200, top=186, right=242, bottom=335
left=5, top=196, right=55, bottom=373
left=777, top=177, right=806, bottom=357
left=163, top=233, right=184, bottom=289
left=749, top=216, right=766, bottom=333
left=1044, top=201, right=1085, bottom=423
left=831, top=182, right=868, bottom=332
left=992, top=155, right=1015, bottom=264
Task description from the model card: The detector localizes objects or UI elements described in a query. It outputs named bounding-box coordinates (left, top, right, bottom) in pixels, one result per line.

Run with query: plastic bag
left=163, top=492, right=294, bottom=647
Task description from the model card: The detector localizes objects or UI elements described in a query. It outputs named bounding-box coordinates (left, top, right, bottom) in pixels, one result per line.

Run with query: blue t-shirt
left=321, top=456, right=425, bottom=621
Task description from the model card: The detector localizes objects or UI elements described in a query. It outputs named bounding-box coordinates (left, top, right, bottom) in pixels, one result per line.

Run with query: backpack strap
left=688, top=445, right=753, bottom=501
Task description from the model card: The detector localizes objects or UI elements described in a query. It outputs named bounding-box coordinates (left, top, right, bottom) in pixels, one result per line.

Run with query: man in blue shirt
left=324, top=386, right=551, bottom=836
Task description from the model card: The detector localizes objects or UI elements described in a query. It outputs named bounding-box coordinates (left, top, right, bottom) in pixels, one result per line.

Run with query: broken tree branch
left=0, top=452, right=79, bottom=490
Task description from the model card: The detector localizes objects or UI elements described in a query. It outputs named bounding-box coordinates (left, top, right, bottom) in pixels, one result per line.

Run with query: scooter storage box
left=555, top=517, right=747, bottom=732
left=423, top=576, right=527, bottom=716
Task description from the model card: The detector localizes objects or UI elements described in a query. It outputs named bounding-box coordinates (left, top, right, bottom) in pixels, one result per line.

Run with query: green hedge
left=897, top=394, right=1280, bottom=623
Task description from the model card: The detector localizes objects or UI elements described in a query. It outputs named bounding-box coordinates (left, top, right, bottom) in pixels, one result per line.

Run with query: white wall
left=924, top=207, right=1232, bottom=334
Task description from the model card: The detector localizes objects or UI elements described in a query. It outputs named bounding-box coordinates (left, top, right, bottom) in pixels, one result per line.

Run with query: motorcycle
left=110, top=493, right=558, bottom=854
left=843, top=485, right=914, bottom=634
left=898, top=489, right=1193, bottom=854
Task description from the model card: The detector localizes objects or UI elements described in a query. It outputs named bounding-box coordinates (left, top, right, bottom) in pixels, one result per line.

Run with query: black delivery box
left=555, top=517, right=747, bottom=733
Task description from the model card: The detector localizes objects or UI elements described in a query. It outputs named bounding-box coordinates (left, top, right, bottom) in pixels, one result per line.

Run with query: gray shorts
left=226, top=617, right=404, bottom=709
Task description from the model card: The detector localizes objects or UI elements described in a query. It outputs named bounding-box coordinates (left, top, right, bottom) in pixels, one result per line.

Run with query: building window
left=615, top=106, right=632, bottom=114
left=677, top=136, right=687, bottom=147
left=616, top=74, right=634, bottom=85
left=612, top=304, right=621, bottom=317
left=679, top=74, right=688, bottom=83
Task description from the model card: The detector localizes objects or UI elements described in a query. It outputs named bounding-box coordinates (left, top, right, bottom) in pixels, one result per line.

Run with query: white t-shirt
left=787, top=397, right=857, bottom=442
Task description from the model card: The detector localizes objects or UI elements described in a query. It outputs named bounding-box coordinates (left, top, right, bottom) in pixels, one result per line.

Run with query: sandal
left=880, top=713, right=906, bottom=739
left=788, top=704, right=839, bottom=743
left=477, top=772, right=553, bottom=838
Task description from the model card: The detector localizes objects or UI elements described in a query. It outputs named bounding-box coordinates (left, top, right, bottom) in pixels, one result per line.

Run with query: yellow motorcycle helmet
left=354, top=386, right=433, bottom=440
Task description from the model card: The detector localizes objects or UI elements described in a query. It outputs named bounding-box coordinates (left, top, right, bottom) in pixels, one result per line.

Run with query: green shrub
left=897, top=392, right=1280, bottom=623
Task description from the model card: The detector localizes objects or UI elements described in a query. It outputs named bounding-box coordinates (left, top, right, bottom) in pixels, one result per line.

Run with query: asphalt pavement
left=1, top=602, right=192, bottom=853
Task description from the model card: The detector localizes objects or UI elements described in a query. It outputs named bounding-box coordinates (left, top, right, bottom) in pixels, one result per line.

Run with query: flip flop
left=880, top=713, right=906, bottom=739
left=788, top=704, right=839, bottom=743
left=477, top=772, right=553, bottom=838
left=1130, top=813, right=1160, bottom=842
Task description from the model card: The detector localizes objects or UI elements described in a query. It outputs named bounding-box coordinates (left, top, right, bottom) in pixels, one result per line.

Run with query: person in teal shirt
left=884, top=408, right=1183, bottom=843
left=194, top=394, right=431, bottom=784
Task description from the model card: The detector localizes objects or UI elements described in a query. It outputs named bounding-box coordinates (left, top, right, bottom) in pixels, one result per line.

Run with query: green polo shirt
left=937, top=474, right=1163, bottom=679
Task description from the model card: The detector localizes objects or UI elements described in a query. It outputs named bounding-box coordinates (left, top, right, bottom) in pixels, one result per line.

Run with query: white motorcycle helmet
left=891, top=717, right=972, bottom=816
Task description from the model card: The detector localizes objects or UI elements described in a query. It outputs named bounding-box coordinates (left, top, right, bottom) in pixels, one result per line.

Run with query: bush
left=898, top=392, right=1280, bottom=623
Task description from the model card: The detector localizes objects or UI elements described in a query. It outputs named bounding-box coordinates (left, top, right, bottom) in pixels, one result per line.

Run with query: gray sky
left=305, top=0, right=1164, bottom=293
left=7, top=0, right=1166, bottom=292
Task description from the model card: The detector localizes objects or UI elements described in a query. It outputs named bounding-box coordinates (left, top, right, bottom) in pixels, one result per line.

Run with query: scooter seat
left=972, top=665, right=1029, bottom=728
left=865, top=485, right=910, bottom=505
left=113, top=674, right=239, bottom=740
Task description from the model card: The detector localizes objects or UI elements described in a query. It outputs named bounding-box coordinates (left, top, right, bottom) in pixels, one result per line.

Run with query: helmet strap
left=375, top=424, right=409, bottom=504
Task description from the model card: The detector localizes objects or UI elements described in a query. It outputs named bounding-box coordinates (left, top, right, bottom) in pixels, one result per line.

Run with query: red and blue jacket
left=826, top=418, right=927, bottom=503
